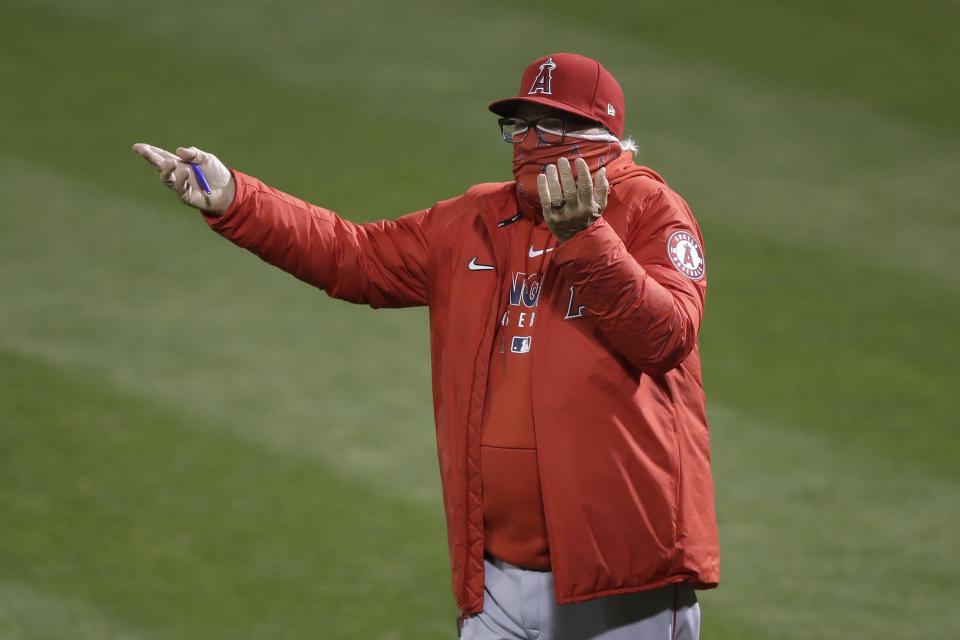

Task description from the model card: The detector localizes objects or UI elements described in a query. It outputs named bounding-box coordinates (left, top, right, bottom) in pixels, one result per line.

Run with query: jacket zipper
left=460, top=216, right=508, bottom=612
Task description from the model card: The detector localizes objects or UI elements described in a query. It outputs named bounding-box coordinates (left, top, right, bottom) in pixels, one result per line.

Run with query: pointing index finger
left=132, top=143, right=179, bottom=170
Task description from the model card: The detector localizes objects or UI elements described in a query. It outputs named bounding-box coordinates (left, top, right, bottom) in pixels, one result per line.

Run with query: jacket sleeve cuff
left=201, top=169, right=254, bottom=232
left=553, top=218, right=627, bottom=269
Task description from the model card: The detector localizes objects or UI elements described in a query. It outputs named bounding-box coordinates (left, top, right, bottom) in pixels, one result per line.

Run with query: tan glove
left=537, top=157, right=609, bottom=243
left=132, top=143, right=235, bottom=216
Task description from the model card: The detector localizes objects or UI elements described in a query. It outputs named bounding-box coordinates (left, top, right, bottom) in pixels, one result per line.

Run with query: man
left=133, top=53, right=719, bottom=639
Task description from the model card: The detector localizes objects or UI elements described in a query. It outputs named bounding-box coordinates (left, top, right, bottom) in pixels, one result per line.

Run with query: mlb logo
left=511, top=336, right=532, bottom=354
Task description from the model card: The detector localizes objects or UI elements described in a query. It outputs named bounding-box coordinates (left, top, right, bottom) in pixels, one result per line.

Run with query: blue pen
left=190, top=163, right=212, bottom=194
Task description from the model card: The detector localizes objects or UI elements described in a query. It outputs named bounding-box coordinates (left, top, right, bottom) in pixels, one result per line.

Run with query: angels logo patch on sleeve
left=667, top=231, right=705, bottom=280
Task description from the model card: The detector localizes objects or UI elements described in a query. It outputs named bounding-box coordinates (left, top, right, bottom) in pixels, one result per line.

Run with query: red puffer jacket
left=204, top=152, right=719, bottom=615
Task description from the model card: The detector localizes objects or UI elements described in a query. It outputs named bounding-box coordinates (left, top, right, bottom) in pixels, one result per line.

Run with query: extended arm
left=132, top=143, right=429, bottom=308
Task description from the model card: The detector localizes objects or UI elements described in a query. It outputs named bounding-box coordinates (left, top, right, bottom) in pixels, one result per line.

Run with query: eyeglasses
left=499, top=116, right=570, bottom=144
left=498, top=116, right=620, bottom=145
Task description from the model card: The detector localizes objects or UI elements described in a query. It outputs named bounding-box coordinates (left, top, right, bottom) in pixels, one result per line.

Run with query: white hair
left=535, top=123, right=639, bottom=156
left=563, top=127, right=638, bottom=154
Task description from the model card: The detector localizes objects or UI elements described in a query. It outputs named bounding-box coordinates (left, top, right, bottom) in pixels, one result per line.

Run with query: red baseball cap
left=489, top=53, right=625, bottom=138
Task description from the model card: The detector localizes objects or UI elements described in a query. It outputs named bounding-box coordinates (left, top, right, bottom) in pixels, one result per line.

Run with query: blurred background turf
left=1, top=1, right=957, bottom=638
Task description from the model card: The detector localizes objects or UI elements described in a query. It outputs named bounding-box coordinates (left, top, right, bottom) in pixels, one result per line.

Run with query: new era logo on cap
left=489, top=53, right=626, bottom=138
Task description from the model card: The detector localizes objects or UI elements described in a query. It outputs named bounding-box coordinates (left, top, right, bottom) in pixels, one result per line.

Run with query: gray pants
left=459, top=556, right=700, bottom=640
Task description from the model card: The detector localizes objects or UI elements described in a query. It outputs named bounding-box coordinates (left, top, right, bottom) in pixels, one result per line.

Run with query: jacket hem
left=554, top=575, right=719, bottom=606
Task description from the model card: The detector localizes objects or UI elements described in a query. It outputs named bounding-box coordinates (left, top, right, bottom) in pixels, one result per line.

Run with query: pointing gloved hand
left=537, top=157, right=609, bottom=243
left=132, top=143, right=236, bottom=216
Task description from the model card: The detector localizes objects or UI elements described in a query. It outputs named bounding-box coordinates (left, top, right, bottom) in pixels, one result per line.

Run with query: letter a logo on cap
left=528, top=57, right=557, bottom=95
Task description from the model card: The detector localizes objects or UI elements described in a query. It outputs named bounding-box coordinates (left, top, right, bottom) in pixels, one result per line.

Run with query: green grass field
left=2, top=1, right=958, bottom=637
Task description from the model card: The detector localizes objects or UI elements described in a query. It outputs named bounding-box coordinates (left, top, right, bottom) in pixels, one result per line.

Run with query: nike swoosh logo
left=528, top=246, right=555, bottom=258
left=468, top=257, right=494, bottom=271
